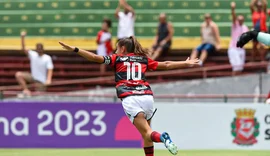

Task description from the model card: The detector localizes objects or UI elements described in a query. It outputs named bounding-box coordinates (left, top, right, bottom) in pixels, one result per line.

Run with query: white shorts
left=122, top=95, right=157, bottom=123
left=228, top=47, right=246, bottom=71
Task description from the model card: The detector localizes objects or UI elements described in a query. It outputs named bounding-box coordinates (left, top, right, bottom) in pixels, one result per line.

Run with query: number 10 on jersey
left=124, top=62, right=142, bottom=80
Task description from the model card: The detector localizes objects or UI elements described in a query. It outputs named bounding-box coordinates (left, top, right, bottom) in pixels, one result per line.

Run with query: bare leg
left=15, top=72, right=31, bottom=95
left=151, top=47, right=163, bottom=60
left=146, top=119, right=154, bottom=147
left=134, top=113, right=178, bottom=155
left=134, top=113, right=154, bottom=147
left=200, top=50, right=208, bottom=64
left=190, top=49, right=198, bottom=60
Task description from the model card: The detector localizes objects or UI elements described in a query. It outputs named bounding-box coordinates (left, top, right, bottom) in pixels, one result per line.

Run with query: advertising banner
left=0, top=102, right=142, bottom=148
left=152, top=103, right=270, bottom=150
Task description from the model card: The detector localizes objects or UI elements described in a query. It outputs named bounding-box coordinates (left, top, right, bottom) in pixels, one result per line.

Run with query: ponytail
left=118, top=36, right=150, bottom=56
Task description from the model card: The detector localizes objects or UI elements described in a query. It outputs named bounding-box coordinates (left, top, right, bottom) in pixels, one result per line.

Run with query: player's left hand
left=185, top=57, right=200, bottom=67
left=59, top=41, right=75, bottom=51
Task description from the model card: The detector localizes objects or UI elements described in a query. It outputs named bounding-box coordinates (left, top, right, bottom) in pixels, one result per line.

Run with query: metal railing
left=1, top=91, right=268, bottom=103
left=0, top=62, right=268, bottom=91
left=0, top=62, right=268, bottom=102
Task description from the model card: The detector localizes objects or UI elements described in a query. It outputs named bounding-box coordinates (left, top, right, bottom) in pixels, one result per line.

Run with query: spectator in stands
left=96, top=19, right=113, bottom=74
left=250, top=0, right=267, bottom=62
left=15, top=31, right=54, bottom=96
left=228, top=2, right=249, bottom=75
left=190, top=13, right=221, bottom=66
left=115, top=0, right=135, bottom=40
left=150, top=13, right=174, bottom=60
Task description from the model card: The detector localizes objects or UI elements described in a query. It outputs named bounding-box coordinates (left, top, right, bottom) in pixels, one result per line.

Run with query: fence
left=1, top=91, right=268, bottom=103
left=0, top=102, right=269, bottom=149
left=0, top=62, right=268, bottom=91
left=0, top=62, right=269, bottom=102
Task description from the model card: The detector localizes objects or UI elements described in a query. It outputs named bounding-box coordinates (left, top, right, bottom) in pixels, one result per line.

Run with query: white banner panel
left=152, top=103, right=270, bottom=150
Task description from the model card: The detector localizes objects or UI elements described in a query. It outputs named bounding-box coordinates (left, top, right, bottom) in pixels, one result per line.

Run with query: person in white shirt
left=15, top=31, right=54, bottom=96
left=115, top=0, right=135, bottom=40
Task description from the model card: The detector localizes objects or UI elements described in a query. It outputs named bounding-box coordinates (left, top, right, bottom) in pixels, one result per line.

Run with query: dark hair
left=117, top=36, right=150, bottom=56
left=204, top=13, right=211, bottom=19
left=103, top=19, right=112, bottom=28
left=36, top=43, right=43, bottom=49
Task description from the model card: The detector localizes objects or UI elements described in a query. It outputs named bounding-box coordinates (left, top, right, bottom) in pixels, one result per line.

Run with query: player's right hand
left=236, top=30, right=258, bottom=48
left=59, top=41, right=75, bottom=51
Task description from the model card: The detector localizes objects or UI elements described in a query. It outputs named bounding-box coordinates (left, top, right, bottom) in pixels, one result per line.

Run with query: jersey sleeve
left=28, top=50, right=37, bottom=59
left=103, top=54, right=117, bottom=68
left=118, top=12, right=124, bottom=18
left=128, top=12, right=134, bottom=18
left=147, top=57, right=158, bottom=71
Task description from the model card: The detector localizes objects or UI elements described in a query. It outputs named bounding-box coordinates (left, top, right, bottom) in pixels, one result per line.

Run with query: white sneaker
left=161, top=132, right=178, bottom=155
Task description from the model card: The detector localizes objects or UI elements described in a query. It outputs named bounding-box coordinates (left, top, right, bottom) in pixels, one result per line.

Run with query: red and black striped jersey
left=103, top=53, right=158, bottom=98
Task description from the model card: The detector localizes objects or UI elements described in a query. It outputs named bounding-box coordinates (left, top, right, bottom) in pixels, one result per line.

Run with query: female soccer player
left=59, top=36, right=200, bottom=156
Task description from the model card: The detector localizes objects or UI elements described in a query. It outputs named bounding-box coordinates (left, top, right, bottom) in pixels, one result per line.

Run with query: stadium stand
left=0, top=49, right=267, bottom=92
left=0, top=0, right=268, bottom=49
left=0, top=0, right=269, bottom=92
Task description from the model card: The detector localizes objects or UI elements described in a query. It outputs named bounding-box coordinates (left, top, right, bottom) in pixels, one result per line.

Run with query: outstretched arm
left=121, top=0, right=135, bottom=16
left=262, top=0, right=267, bottom=13
left=59, top=42, right=104, bottom=63
left=230, top=2, right=237, bottom=24
left=115, top=3, right=121, bottom=18
left=250, top=0, right=257, bottom=13
left=156, top=58, right=200, bottom=70
left=46, top=69, right=53, bottom=85
left=213, top=23, right=221, bottom=49
left=21, top=31, right=29, bottom=56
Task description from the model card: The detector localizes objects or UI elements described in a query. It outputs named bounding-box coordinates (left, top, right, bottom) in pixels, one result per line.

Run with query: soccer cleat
left=161, top=132, right=178, bottom=155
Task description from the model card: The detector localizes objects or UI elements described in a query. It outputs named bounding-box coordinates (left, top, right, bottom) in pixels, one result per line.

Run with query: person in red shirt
left=250, top=0, right=268, bottom=61
left=96, top=19, right=113, bottom=74
left=59, top=36, right=199, bottom=156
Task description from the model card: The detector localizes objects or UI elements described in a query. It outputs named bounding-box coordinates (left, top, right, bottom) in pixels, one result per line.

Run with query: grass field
left=0, top=149, right=269, bottom=156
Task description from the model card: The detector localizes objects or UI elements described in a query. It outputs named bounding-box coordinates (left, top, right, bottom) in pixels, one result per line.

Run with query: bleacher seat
left=0, top=49, right=266, bottom=90
left=0, top=1, right=268, bottom=92
left=0, top=0, right=265, bottom=49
